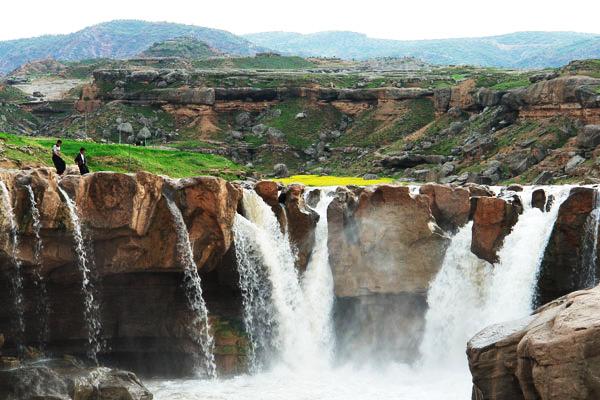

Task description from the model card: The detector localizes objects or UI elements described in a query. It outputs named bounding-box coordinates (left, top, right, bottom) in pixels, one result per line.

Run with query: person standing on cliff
left=52, top=140, right=66, bottom=175
left=74, top=147, right=89, bottom=175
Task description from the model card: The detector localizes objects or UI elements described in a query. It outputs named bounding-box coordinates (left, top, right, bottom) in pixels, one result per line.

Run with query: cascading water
left=57, top=186, right=102, bottom=363
left=233, top=189, right=320, bottom=368
left=420, top=222, right=492, bottom=367
left=0, top=181, right=25, bottom=352
left=421, top=186, right=571, bottom=370
left=580, top=189, right=600, bottom=288
left=164, top=194, right=217, bottom=378
left=149, top=185, right=573, bottom=400
left=26, top=185, right=50, bottom=348
left=301, top=189, right=336, bottom=362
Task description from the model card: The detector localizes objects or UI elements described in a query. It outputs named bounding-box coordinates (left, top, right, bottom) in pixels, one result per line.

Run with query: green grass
left=0, top=133, right=243, bottom=179
left=491, top=79, right=531, bottom=90
left=275, top=174, right=393, bottom=186
left=193, top=55, right=317, bottom=70
left=0, top=85, right=27, bottom=102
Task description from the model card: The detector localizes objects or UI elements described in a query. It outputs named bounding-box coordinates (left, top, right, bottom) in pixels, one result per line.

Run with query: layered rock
left=537, top=187, right=600, bottom=305
left=419, top=183, right=470, bottom=232
left=0, top=168, right=244, bottom=375
left=468, top=286, right=600, bottom=400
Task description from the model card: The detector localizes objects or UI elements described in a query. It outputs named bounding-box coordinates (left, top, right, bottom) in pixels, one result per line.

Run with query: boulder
left=470, top=196, right=521, bottom=263
left=531, top=188, right=547, bottom=211
left=0, top=358, right=152, bottom=400
left=577, top=125, right=600, bottom=149
left=468, top=286, right=600, bottom=400
left=328, top=185, right=449, bottom=297
left=565, top=155, right=585, bottom=173
left=273, top=163, right=289, bottom=178
left=537, top=187, right=599, bottom=305
left=419, top=184, right=470, bottom=232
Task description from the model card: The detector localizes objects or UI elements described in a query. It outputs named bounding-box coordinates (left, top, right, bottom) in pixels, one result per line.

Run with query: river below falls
left=146, top=364, right=471, bottom=400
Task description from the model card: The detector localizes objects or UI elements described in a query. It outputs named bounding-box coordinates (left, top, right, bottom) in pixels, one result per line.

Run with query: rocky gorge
left=0, top=169, right=598, bottom=399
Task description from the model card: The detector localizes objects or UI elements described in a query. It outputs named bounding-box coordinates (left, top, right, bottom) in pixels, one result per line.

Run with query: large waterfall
left=231, top=189, right=333, bottom=369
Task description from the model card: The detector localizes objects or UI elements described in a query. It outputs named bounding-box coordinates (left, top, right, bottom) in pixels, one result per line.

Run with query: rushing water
left=120, top=185, right=575, bottom=399
left=26, top=185, right=50, bottom=348
left=581, top=189, right=600, bottom=288
left=0, top=181, right=25, bottom=352
left=164, top=194, right=217, bottom=378
left=58, top=186, right=103, bottom=363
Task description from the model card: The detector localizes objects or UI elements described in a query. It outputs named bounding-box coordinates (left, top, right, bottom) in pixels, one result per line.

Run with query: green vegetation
left=140, top=37, right=221, bottom=59
left=0, top=133, right=242, bottom=179
left=193, top=55, right=317, bottom=70
left=0, top=85, right=27, bottom=102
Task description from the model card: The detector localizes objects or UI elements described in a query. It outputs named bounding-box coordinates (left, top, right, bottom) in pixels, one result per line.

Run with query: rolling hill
left=243, top=31, right=600, bottom=68
left=0, top=20, right=264, bottom=73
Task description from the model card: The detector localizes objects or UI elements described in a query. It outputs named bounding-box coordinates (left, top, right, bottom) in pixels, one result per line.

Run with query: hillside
left=0, top=20, right=264, bottom=73
left=138, top=37, right=222, bottom=59
left=244, top=31, right=600, bottom=68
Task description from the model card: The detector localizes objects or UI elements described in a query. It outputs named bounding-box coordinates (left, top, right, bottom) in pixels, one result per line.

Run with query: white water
left=0, top=181, right=25, bottom=351
left=26, top=185, right=50, bottom=348
left=164, top=195, right=217, bottom=378
left=148, top=185, right=572, bottom=400
left=234, top=189, right=321, bottom=368
left=58, top=186, right=102, bottom=363
left=581, top=189, right=600, bottom=288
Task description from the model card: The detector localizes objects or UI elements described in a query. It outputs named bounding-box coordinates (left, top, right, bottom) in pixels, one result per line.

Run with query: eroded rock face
left=537, top=187, right=599, bottom=305
left=419, top=183, right=470, bottom=233
left=327, top=185, right=449, bottom=297
left=468, top=286, right=600, bottom=400
left=0, top=169, right=244, bottom=375
left=470, top=196, right=521, bottom=264
left=0, top=358, right=152, bottom=400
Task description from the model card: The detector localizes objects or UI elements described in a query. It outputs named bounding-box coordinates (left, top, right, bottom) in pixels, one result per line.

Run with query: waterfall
left=234, top=189, right=327, bottom=369
left=26, top=185, right=50, bottom=348
left=301, top=189, right=335, bottom=363
left=484, top=187, right=570, bottom=321
left=421, top=186, right=571, bottom=366
left=0, top=181, right=25, bottom=352
left=420, top=222, right=492, bottom=367
left=233, top=215, right=277, bottom=371
left=164, top=195, right=217, bottom=378
left=57, top=186, right=102, bottom=363
left=580, top=189, right=600, bottom=288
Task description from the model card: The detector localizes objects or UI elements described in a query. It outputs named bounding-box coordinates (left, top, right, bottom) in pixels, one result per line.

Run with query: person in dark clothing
left=74, top=147, right=89, bottom=175
left=52, top=140, right=66, bottom=175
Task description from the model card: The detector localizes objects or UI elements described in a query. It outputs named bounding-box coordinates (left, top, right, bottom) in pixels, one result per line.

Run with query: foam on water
left=580, top=188, right=600, bottom=288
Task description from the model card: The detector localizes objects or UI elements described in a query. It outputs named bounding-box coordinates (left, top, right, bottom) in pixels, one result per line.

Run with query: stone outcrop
left=0, top=358, right=152, bottom=400
left=537, top=187, right=599, bottom=305
left=470, top=196, right=522, bottom=264
left=327, top=185, right=449, bottom=297
left=468, top=286, right=600, bottom=400
left=0, top=168, right=244, bottom=375
left=419, top=183, right=470, bottom=232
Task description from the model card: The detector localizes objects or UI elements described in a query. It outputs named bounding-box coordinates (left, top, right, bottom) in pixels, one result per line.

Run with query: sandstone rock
left=254, top=180, right=280, bottom=208
left=464, top=183, right=494, bottom=197
left=468, top=286, right=600, bottom=400
left=419, top=183, right=470, bottom=232
left=433, top=88, right=451, bottom=113
left=0, top=358, right=152, bottom=400
left=470, top=196, right=521, bottom=263
left=328, top=185, right=449, bottom=296
left=537, top=187, right=599, bottom=305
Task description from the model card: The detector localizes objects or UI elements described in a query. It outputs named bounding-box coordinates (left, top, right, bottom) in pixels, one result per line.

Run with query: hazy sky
left=2, top=0, right=599, bottom=41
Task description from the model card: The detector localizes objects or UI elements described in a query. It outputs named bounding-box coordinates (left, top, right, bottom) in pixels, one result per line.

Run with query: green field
left=0, top=133, right=243, bottom=179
